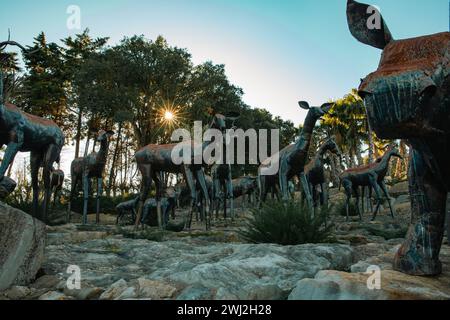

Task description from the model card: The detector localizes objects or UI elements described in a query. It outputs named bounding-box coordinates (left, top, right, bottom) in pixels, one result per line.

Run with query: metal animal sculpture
left=69, top=130, right=114, bottom=224
left=50, top=168, right=64, bottom=208
left=339, top=145, right=402, bottom=221
left=258, top=101, right=333, bottom=210
left=0, top=176, right=16, bottom=199
left=116, top=196, right=140, bottom=225
left=303, top=138, right=341, bottom=207
left=232, top=176, right=258, bottom=209
left=134, top=113, right=239, bottom=231
left=347, top=0, right=449, bottom=275
left=0, top=40, right=64, bottom=223
left=211, top=164, right=234, bottom=219
left=141, top=196, right=177, bottom=227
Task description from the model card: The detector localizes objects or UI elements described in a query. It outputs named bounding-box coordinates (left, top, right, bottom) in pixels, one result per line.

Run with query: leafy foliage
left=240, top=200, right=334, bottom=245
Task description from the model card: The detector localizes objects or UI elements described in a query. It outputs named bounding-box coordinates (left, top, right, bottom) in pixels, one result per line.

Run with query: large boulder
left=0, top=202, right=46, bottom=291
left=289, top=244, right=450, bottom=300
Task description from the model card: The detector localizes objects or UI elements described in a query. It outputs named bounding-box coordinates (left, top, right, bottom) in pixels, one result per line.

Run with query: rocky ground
left=1, top=182, right=449, bottom=300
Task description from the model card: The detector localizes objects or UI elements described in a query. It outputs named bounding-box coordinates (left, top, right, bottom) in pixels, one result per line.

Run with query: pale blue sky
left=1, top=0, right=447, bottom=125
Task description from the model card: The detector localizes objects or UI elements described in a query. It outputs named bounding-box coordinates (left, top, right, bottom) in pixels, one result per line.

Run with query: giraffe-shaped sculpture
left=303, top=138, right=341, bottom=207
left=258, top=101, right=333, bottom=210
left=339, top=145, right=402, bottom=221
left=0, top=40, right=65, bottom=223
left=69, top=130, right=114, bottom=224
left=134, top=113, right=239, bottom=230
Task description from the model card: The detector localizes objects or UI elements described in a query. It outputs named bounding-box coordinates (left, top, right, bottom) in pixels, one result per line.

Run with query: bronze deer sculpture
left=134, top=113, right=238, bottom=231
left=0, top=39, right=64, bottom=223
left=258, top=101, right=333, bottom=211
left=50, top=168, right=65, bottom=208
left=339, top=145, right=402, bottom=221
left=69, top=130, right=115, bottom=224
left=347, top=0, right=449, bottom=275
left=303, top=138, right=341, bottom=208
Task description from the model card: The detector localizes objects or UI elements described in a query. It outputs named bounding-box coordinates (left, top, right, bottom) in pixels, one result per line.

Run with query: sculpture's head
left=385, top=144, right=403, bottom=160
left=298, top=101, right=333, bottom=123
left=323, top=138, right=341, bottom=157
left=210, top=112, right=240, bottom=133
left=96, top=130, right=115, bottom=142
left=347, top=0, right=449, bottom=139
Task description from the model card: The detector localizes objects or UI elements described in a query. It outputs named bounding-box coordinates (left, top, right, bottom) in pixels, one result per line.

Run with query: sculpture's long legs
left=300, top=173, right=313, bottom=213
left=0, top=136, right=23, bottom=181
left=227, top=164, right=234, bottom=219
left=379, top=181, right=395, bottom=219
left=342, top=179, right=352, bottom=222
left=96, top=177, right=103, bottom=224
left=361, top=186, right=365, bottom=214
left=320, top=183, right=328, bottom=208
left=394, top=150, right=447, bottom=275
left=195, top=168, right=211, bottom=230
left=41, top=144, right=61, bottom=224
left=134, top=164, right=152, bottom=230
left=353, top=185, right=362, bottom=221
left=30, top=152, right=41, bottom=219
left=67, top=176, right=79, bottom=223
left=82, top=175, right=90, bottom=225
left=370, top=175, right=383, bottom=221
left=279, top=162, right=290, bottom=201
left=153, top=172, right=164, bottom=229
left=184, top=166, right=197, bottom=230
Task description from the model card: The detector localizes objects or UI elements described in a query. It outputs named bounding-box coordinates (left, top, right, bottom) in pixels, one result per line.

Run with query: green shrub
left=239, top=200, right=334, bottom=245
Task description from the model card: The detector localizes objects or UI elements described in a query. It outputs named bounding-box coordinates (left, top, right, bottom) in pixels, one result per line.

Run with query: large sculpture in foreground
left=347, top=0, right=449, bottom=275
left=0, top=40, right=65, bottom=223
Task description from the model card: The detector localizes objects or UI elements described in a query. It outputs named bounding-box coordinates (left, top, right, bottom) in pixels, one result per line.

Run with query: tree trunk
left=107, top=122, right=123, bottom=197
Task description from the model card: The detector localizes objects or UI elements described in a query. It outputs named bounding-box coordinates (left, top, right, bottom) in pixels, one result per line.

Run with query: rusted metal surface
left=347, top=0, right=450, bottom=275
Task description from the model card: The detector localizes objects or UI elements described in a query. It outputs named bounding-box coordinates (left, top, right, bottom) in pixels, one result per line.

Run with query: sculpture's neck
left=97, top=140, right=110, bottom=164
left=318, top=143, right=333, bottom=159
left=294, top=112, right=319, bottom=152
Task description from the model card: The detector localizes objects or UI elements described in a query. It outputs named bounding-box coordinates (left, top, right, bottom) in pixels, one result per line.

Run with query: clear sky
left=1, top=0, right=447, bottom=125
left=1, top=0, right=448, bottom=178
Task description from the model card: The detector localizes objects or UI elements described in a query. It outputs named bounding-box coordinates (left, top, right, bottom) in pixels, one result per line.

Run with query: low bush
left=239, top=200, right=334, bottom=245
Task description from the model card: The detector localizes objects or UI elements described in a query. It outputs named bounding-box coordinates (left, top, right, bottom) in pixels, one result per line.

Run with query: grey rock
left=176, top=285, right=212, bottom=300
left=0, top=202, right=46, bottom=291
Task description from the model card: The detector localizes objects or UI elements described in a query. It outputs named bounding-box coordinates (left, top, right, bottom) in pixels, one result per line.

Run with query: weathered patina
left=134, top=113, right=238, bottom=230
left=304, top=138, right=341, bottom=207
left=347, top=0, right=449, bottom=275
left=0, top=40, right=64, bottom=223
left=69, top=130, right=114, bottom=224
left=258, top=101, right=333, bottom=210
left=339, top=145, right=402, bottom=221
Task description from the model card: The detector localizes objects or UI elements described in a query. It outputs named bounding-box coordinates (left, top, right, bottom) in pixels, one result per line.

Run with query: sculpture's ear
left=320, top=103, right=334, bottom=114
left=347, top=0, right=394, bottom=50
left=298, top=101, right=310, bottom=110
